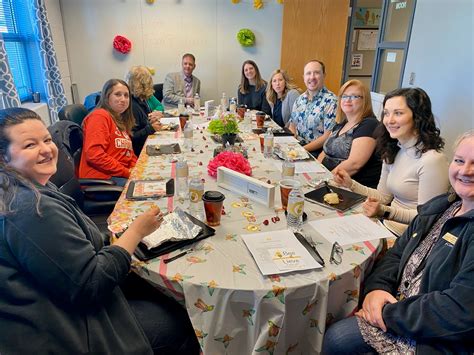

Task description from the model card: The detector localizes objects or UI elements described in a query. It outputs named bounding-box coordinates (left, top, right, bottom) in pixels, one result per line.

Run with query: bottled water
left=287, top=184, right=304, bottom=232
left=220, top=92, right=227, bottom=111
left=194, top=93, right=200, bottom=111
left=178, top=97, right=185, bottom=114
left=176, top=160, right=189, bottom=199
left=229, top=97, right=237, bottom=113
left=282, top=158, right=295, bottom=178
left=189, top=176, right=204, bottom=219
left=244, top=109, right=252, bottom=125
left=263, top=129, right=274, bottom=158
left=183, top=120, right=193, bottom=149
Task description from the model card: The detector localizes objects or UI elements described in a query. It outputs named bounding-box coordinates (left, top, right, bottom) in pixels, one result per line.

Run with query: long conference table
left=108, top=114, right=383, bottom=354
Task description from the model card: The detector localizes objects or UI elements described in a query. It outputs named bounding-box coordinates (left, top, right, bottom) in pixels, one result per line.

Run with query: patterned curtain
left=0, top=36, right=21, bottom=109
left=30, top=0, right=67, bottom=123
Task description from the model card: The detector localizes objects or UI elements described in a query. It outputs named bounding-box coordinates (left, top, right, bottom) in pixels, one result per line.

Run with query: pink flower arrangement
left=207, top=151, right=252, bottom=178
left=113, top=35, right=132, bottom=54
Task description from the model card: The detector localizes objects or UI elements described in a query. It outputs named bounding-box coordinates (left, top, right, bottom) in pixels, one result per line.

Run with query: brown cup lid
left=179, top=113, right=190, bottom=118
left=256, top=111, right=265, bottom=116
left=202, top=190, right=225, bottom=202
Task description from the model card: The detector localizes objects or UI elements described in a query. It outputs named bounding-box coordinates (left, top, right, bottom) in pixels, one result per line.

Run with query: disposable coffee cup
left=237, top=105, right=246, bottom=119
left=202, top=191, right=225, bottom=226
left=279, top=179, right=300, bottom=210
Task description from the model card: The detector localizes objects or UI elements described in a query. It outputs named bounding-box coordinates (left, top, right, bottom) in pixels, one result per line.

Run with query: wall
left=45, top=0, right=73, bottom=105
left=59, top=0, right=283, bottom=104
left=403, top=0, right=474, bottom=157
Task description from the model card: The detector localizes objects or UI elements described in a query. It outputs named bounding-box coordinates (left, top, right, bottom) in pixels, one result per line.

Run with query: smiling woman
left=323, top=131, right=474, bottom=354
left=0, top=107, right=200, bottom=354
left=78, top=79, right=137, bottom=186
left=333, top=87, right=450, bottom=236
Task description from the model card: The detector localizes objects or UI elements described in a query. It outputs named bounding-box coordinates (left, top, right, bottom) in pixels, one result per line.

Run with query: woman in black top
left=318, top=80, right=381, bottom=188
left=237, top=60, right=271, bottom=115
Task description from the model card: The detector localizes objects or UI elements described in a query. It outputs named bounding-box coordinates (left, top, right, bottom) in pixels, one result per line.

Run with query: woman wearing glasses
left=318, top=80, right=382, bottom=188
left=323, top=131, right=474, bottom=354
left=333, top=88, right=449, bottom=236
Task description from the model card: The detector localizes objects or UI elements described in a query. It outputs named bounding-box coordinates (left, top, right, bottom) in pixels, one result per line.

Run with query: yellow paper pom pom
left=253, top=0, right=263, bottom=10
left=276, top=0, right=283, bottom=3
left=146, top=0, right=155, bottom=4
left=147, top=67, right=155, bottom=75
left=231, top=0, right=241, bottom=3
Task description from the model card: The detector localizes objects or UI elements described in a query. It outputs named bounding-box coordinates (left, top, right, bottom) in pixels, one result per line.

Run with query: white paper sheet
left=294, top=161, right=328, bottom=174
left=274, top=136, right=299, bottom=144
left=309, top=214, right=391, bottom=245
left=160, top=117, right=180, bottom=125
left=146, top=137, right=183, bottom=146
left=241, top=230, right=322, bottom=275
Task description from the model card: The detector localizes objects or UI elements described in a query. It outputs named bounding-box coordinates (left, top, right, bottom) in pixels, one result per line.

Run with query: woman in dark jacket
left=323, top=130, right=474, bottom=354
left=0, top=107, right=199, bottom=354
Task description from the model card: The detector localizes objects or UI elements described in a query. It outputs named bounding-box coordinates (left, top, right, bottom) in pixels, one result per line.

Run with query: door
left=281, top=0, right=351, bottom=94
left=372, top=0, right=416, bottom=93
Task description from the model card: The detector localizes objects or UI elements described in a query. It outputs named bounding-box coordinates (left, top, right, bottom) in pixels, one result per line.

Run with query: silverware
left=324, top=180, right=335, bottom=194
left=294, top=232, right=325, bottom=267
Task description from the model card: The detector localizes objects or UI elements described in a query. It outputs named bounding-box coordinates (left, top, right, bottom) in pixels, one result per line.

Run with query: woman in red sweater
left=79, top=79, right=137, bottom=186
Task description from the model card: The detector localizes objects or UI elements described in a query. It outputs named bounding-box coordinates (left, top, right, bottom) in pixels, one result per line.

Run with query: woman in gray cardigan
left=265, top=69, right=301, bottom=128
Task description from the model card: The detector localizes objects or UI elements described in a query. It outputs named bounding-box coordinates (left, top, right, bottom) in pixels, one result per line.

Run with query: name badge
left=442, top=232, right=458, bottom=245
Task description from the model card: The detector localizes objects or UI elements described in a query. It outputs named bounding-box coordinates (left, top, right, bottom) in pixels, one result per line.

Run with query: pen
left=163, top=248, right=194, bottom=264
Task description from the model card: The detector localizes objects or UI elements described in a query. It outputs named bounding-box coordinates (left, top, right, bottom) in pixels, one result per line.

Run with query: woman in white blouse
left=333, top=87, right=449, bottom=236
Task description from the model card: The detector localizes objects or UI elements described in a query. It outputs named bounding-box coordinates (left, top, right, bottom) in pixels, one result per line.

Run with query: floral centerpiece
left=208, top=113, right=240, bottom=146
left=207, top=151, right=252, bottom=178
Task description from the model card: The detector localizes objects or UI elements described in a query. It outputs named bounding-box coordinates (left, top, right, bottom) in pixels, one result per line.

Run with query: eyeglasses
left=340, top=95, right=363, bottom=101
left=330, top=242, right=343, bottom=265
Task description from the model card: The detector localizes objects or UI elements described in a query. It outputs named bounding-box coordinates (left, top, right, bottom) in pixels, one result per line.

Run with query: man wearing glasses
left=288, top=60, right=337, bottom=157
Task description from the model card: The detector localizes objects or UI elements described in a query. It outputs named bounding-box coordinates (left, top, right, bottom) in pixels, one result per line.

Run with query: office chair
left=153, top=83, right=164, bottom=102
left=48, top=121, right=123, bottom=240
left=58, top=104, right=89, bottom=126
left=83, top=91, right=101, bottom=112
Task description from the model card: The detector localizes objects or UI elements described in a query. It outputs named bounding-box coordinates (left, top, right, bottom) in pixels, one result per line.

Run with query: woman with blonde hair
left=318, top=79, right=381, bottom=188
left=126, top=65, right=164, bottom=155
left=237, top=60, right=271, bottom=115
left=265, top=69, right=301, bottom=128
left=79, top=79, right=137, bottom=186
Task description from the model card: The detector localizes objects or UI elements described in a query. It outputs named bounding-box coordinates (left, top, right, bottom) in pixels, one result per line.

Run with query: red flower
left=113, top=35, right=132, bottom=54
left=207, top=151, right=252, bottom=178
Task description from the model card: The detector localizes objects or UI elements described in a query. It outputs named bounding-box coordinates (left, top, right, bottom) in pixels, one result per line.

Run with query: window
left=0, top=0, right=43, bottom=102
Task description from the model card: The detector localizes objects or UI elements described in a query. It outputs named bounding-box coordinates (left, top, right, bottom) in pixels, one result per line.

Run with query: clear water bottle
left=287, top=184, right=304, bottom=232
left=282, top=158, right=295, bottom=178
left=178, top=97, right=185, bottom=114
left=229, top=97, right=237, bottom=113
left=189, top=176, right=204, bottom=218
left=263, top=129, right=274, bottom=158
left=183, top=120, right=193, bottom=149
left=194, top=92, right=200, bottom=111
left=244, top=109, right=251, bottom=125
left=176, top=160, right=189, bottom=199
left=221, top=92, right=227, bottom=111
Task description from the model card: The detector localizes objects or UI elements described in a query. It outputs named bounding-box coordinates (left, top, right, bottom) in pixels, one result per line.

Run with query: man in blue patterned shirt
left=289, top=60, right=337, bottom=155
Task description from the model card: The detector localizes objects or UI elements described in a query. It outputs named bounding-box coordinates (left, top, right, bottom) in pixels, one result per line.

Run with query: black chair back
left=153, top=83, right=164, bottom=102
left=49, top=120, right=84, bottom=171
left=58, top=104, right=89, bottom=126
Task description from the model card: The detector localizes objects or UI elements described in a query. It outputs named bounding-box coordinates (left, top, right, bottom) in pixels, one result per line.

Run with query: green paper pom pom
left=237, top=29, right=256, bottom=47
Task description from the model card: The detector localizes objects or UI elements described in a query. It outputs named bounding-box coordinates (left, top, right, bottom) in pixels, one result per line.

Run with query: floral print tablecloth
left=109, top=118, right=382, bottom=354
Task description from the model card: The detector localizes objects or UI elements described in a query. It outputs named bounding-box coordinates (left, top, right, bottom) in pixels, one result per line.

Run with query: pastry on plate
left=323, top=192, right=340, bottom=205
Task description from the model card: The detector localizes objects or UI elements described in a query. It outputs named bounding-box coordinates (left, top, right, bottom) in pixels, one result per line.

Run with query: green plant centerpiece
left=208, top=113, right=240, bottom=146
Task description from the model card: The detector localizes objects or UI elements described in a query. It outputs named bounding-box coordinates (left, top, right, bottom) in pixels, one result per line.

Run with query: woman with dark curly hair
left=333, top=88, right=449, bottom=236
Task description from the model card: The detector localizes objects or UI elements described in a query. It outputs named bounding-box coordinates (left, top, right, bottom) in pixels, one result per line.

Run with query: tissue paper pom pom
left=207, top=151, right=252, bottom=178
left=113, top=35, right=132, bottom=54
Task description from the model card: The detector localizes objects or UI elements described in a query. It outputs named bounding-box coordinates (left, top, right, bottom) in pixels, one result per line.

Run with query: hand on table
left=362, top=197, right=383, bottom=218
left=355, top=290, right=397, bottom=332
left=185, top=97, right=194, bottom=106
left=332, top=167, right=352, bottom=188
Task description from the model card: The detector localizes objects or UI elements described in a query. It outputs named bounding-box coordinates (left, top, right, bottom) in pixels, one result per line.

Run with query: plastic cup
left=279, top=179, right=300, bottom=210
left=237, top=105, right=246, bottom=119
left=256, top=112, right=265, bottom=128
left=259, top=134, right=265, bottom=153
left=202, top=191, right=225, bottom=226
left=179, top=113, right=189, bottom=130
